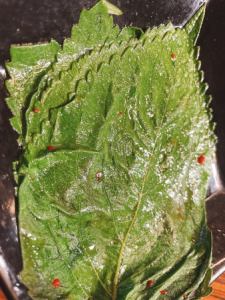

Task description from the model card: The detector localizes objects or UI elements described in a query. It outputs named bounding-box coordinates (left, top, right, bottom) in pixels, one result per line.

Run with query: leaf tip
left=102, top=0, right=123, bottom=16
left=185, top=3, right=206, bottom=44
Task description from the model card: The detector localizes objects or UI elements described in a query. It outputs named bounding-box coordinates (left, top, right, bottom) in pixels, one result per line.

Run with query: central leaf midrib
left=111, top=160, right=153, bottom=300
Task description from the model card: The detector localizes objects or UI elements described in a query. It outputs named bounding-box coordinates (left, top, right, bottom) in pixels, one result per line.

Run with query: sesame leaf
left=6, top=2, right=214, bottom=300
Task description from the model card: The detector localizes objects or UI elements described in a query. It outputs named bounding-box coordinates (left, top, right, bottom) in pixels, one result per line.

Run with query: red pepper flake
left=52, top=278, right=60, bottom=288
left=96, top=171, right=103, bottom=182
left=171, top=53, right=176, bottom=61
left=146, top=279, right=155, bottom=288
left=47, top=145, right=57, bottom=152
left=197, top=154, right=206, bottom=165
left=32, top=107, right=40, bottom=113
left=160, top=289, right=168, bottom=295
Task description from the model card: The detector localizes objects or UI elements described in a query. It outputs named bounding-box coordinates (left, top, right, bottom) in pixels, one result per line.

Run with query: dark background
left=0, top=0, right=225, bottom=298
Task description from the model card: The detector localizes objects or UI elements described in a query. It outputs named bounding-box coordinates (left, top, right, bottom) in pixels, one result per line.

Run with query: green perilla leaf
left=6, top=2, right=214, bottom=299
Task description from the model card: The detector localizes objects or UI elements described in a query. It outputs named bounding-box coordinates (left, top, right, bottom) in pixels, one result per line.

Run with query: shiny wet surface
left=0, top=0, right=225, bottom=298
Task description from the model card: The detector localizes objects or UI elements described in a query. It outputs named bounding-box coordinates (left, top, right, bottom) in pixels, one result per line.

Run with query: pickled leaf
left=6, top=2, right=215, bottom=299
